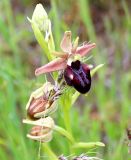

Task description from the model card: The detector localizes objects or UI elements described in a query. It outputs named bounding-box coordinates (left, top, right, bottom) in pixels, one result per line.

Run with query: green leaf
left=54, top=125, right=75, bottom=144
left=91, top=64, right=104, bottom=76
left=72, top=142, right=105, bottom=149
left=31, top=22, right=54, bottom=60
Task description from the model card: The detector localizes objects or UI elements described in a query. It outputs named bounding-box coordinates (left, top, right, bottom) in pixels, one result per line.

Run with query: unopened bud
left=31, top=3, right=49, bottom=32
left=23, top=117, right=54, bottom=142
left=27, top=3, right=55, bottom=52
left=28, top=125, right=52, bottom=142
left=27, top=96, right=56, bottom=119
left=26, top=82, right=58, bottom=119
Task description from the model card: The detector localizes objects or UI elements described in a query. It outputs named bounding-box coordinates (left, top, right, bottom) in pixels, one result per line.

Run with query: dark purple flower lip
left=64, top=60, right=91, bottom=94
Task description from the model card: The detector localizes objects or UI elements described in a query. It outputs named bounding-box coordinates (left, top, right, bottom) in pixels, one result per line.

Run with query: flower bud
left=31, top=3, right=49, bottom=32
left=23, top=117, right=54, bottom=142
left=28, top=3, right=55, bottom=54
left=26, top=82, right=58, bottom=119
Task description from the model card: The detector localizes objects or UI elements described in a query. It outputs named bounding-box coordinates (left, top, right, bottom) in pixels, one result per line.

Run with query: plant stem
left=63, top=104, right=72, bottom=134
left=54, top=125, right=75, bottom=144
left=60, top=94, right=75, bottom=154
left=42, top=143, right=58, bottom=160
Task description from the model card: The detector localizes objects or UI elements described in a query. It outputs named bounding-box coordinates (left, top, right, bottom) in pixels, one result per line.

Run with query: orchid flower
left=35, top=31, right=96, bottom=76
left=35, top=31, right=96, bottom=94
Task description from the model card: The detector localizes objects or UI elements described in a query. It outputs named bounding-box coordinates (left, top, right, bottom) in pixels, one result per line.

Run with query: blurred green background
left=0, top=0, right=131, bottom=159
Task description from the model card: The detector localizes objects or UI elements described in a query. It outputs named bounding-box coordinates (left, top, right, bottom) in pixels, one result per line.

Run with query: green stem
left=60, top=96, right=75, bottom=154
left=42, top=143, right=58, bottom=160
left=54, top=125, right=75, bottom=144
left=63, top=105, right=72, bottom=134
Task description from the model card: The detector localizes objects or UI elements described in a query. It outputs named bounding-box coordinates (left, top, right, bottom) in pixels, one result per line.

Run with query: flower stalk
left=54, top=125, right=75, bottom=144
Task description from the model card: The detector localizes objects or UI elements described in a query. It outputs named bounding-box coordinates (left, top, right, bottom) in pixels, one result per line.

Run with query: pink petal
left=60, top=31, right=72, bottom=53
left=76, top=43, right=96, bottom=57
left=35, top=58, right=67, bottom=76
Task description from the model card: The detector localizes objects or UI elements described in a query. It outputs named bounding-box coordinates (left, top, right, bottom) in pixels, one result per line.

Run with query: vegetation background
left=0, top=0, right=131, bottom=160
